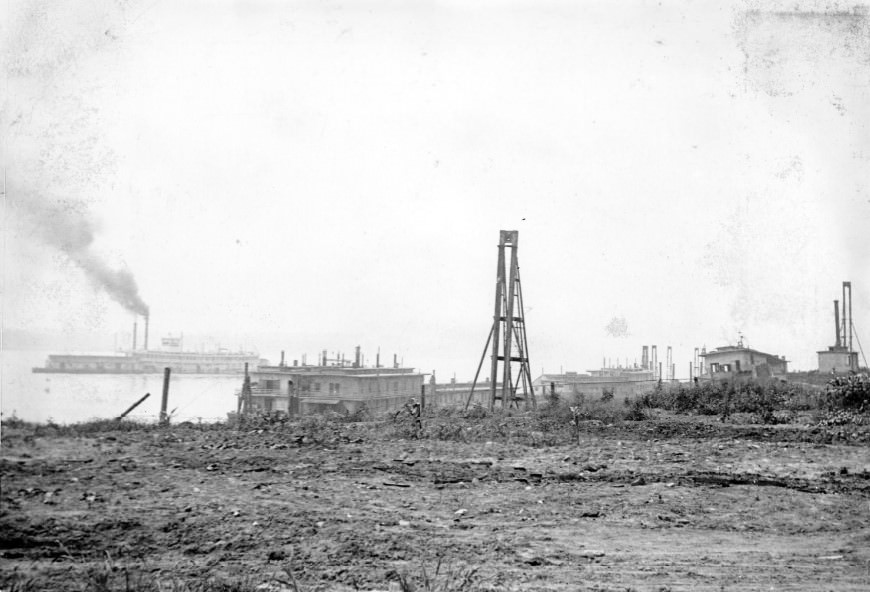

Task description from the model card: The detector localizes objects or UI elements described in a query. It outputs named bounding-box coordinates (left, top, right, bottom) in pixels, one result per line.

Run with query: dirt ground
left=2, top=415, right=869, bottom=591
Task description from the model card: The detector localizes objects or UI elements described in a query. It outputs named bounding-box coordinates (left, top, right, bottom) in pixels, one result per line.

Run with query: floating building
left=239, top=347, right=424, bottom=416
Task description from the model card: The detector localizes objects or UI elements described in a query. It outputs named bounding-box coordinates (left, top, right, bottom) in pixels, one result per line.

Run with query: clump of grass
left=1, top=552, right=262, bottom=592
left=395, top=557, right=481, bottom=592
left=0, top=415, right=160, bottom=439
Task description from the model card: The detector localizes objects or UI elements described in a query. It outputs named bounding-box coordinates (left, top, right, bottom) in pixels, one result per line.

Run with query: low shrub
left=824, top=373, right=870, bottom=411
left=624, top=397, right=648, bottom=421
left=630, top=380, right=823, bottom=425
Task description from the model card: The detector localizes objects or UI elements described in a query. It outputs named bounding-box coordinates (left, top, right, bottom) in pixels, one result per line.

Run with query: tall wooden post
left=159, top=367, right=171, bottom=424
left=502, top=234, right=519, bottom=407
left=489, top=237, right=506, bottom=410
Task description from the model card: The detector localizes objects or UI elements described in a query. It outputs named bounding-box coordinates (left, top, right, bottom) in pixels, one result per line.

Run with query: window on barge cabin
left=314, top=382, right=321, bottom=392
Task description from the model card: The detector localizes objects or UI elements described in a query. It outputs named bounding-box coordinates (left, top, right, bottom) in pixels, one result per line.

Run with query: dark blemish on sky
left=734, top=7, right=870, bottom=98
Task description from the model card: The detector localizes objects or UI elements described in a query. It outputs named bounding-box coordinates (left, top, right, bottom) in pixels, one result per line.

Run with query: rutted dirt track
left=2, top=418, right=869, bottom=591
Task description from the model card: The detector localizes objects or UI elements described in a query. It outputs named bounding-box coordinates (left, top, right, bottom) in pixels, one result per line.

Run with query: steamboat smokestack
left=144, top=314, right=149, bottom=351
left=834, top=300, right=841, bottom=348
left=354, top=346, right=361, bottom=368
left=132, top=320, right=138, bottom=351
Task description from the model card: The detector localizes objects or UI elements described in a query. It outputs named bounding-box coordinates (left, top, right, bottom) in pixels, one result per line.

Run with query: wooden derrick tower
left=466, top=230, right=535, bottom=410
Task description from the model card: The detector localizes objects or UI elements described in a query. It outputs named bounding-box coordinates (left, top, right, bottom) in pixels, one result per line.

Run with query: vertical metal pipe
left=834, top=300, right=841, bottom=348
left=847, top=282, right=853, bottom=354
left=160, top=367, right=171, bottom=424
left=132, top=320, right=138, bottom=351
left=843, top=282, right=848, bottom=350
left=144, top=314, right=149, bottom=351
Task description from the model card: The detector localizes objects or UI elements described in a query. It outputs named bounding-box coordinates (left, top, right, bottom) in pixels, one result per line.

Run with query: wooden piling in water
left=117, top=392, right=150, bottom=420
left=160, top=367, right=171, bottom=424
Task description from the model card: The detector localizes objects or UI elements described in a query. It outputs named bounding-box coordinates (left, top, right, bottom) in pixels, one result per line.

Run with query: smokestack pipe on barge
left=144, top=313, right=149, bottom=351
left=132, top=320, right=138, bottom=351
left=834, top=300, right=841, bottom=348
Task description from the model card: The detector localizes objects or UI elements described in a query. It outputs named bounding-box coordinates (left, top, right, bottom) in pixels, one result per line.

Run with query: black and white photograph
left=2, top=1, right=869, bottom=589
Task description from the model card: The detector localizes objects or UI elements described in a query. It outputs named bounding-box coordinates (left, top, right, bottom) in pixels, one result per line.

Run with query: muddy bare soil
left=2, top=416, right=869, bottom=591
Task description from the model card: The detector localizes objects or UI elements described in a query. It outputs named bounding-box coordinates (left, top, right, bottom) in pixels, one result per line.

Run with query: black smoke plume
left=13, top=189, right=149, bottom=317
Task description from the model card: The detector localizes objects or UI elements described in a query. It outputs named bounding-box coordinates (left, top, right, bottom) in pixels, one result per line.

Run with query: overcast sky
left=3, top=0, right=869, bottom=378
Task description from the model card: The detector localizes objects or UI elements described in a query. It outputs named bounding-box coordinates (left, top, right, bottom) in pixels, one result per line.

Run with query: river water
left=1, top=350, right=242, bottom=424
